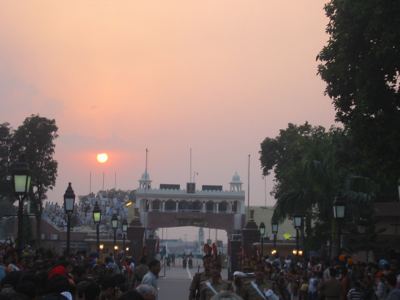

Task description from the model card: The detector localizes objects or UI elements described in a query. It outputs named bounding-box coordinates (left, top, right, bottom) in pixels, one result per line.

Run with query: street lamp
left=111, top=214, right=118, bottom=250
left=333, top=197, right=345, bottom=256
left=122, top=219, right=128, bottom=254
left=333, top=197, right=345, bottom=219
left=93, top=202, right=102, bottom=253
left=12, top=160, right=31, bottom=257
left=64, top=182, right=76, bottom=256
left=271, top=222, right=278, bottom=254
left=293, top=214, right=302, bottom=257
left=294, top=215, right=302, bottom=229
left=259, top=222, right=265, bottom=259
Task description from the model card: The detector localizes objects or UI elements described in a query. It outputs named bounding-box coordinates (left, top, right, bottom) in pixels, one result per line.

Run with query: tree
left=318, top=0, right=400, bottom=201
left=259, top=123, right=355, bottom=250
left=11, top=115, right=58, bottom=246
left=0, top=123, right=12, bottom=200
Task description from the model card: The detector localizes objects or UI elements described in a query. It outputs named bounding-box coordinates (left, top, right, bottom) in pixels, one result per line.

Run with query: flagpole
left=145, top=148, right=148, bottom=174
left=189, top=147, right=192, bottom=182
left=145, top=148, right=149, bottom=191
left=247, top=154, right=251, bottom=220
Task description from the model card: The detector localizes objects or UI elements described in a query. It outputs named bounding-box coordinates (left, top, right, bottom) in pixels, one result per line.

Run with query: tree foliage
left=0, top=115, right=58, bottom=245
left=260, top=123, right=342, bottom=220
left=259, top=122, right=375, bottom=250
left=11, top=115, right=58, bottom=195
left=318, top=0, right=400, bottom=200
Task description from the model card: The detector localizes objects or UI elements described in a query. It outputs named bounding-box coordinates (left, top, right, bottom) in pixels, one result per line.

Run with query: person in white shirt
left=142, top=259, right=161, bottom=298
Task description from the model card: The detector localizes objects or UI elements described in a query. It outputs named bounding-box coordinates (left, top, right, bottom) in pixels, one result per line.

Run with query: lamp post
left=271, top=222, right=278, bottom=254
left=259, top=222, right=265, bottom=260
left=93, top=201, right=102, bottom=253
left=293, top=214, right=302, bottom=257
left=64, top=183, right=76, bottom=256
left=111, top=214, right=118, bottom=251
left=12, top=160, right=31, bottom=258
left=333, top=197, right=345, bottom=257
left=122, top=219, right=128, bottom=254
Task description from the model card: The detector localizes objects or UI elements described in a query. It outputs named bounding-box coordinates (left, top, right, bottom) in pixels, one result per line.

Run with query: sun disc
left=97, top=153, right=108, bottom=163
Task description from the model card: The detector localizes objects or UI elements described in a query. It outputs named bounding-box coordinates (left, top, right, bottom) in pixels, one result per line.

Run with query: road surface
left=158, top=261, right=228, bottom=300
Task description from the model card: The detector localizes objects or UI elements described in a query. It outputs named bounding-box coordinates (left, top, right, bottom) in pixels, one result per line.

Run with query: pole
left=331, top=219, right=337, bottom=259
left=247, top=154, right=250, bottom=220
left=145, top=148, right=149, bottom=191
left=264, top=176, right=267, bottom=207
left=114, top=229, right=117, bottom=247
left=163, top=256, right=166, bottom=277
left=193, top=171, right=198, bottom=183
left=295, top=228, right=299, bottom=259
left=66, top=213, right=71, bottom=256
left=273, top=233, right=277, bottom=249
left=189, top=147, right=192, bottom=182
left=96, top=223, right=100, bottom=254
left=17, top=196, right=24, bottom=258
left=338, top=221, right=342, bottom=255
left=123, top=233, right=126, bottom=253
left=145, top=148, right=148, bottom=174
left=261, top=236, right=264, bottom=260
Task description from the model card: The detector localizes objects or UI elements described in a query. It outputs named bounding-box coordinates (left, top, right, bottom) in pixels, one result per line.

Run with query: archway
left=206, top=201, right=214, bottom=213
left=165, top=199, right=176, bottom=211
left=219, top=201, right=228, bottom=213
left=192, top=201, right=202, bottom=212
left=152, top=199, right=161, bottom=211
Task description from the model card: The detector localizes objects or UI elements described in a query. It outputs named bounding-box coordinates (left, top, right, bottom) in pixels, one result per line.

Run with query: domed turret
left=231, top=172, right=241, bottom=183
left=230, top=171, right=242, bottom=192
left=141, top=171, right=150, bottom=181
left=139, top=171, right=152, bottom=190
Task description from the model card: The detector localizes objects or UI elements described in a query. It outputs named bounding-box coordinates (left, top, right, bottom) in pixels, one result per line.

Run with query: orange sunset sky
left=0, top=1, right=335, bottom=239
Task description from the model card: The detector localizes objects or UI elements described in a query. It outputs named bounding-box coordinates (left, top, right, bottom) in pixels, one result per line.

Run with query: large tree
left=318, top=0, right=400, bottom=201
left=11, top=115, right=58, bottom=246
left=259, top=123, right=361, bottom=250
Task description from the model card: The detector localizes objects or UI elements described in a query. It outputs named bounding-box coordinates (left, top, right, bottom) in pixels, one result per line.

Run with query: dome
left=231, top=171, right=241, bottom=183
left=140, top=171, right=151, bottom=181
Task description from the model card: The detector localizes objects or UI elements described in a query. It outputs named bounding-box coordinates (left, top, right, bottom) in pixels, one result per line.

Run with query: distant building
left=245, top=206, right=296, bottom=240
left=133, top=171, right=246, bottom=237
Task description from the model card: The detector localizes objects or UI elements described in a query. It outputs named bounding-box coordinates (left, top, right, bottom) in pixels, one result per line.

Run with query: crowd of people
left=43, top=191, right=129, bottom=234
left=1, top=239, right=399, bottom=300
left=0, top=242, right=160, bottom=300
left=188, top=254, right=400, bottom=300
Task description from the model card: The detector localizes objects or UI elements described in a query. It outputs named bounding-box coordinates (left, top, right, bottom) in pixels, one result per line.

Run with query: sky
left=0, top=1, right=335, bottom=241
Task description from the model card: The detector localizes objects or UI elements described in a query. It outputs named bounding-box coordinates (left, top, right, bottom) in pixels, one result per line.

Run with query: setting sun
left=96, top=153, right=108, bottom=164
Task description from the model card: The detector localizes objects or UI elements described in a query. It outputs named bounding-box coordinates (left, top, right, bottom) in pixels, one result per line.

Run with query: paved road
left=158, top=265, right=193, bottom=300
left=158, top=263, right=228, bottom=300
